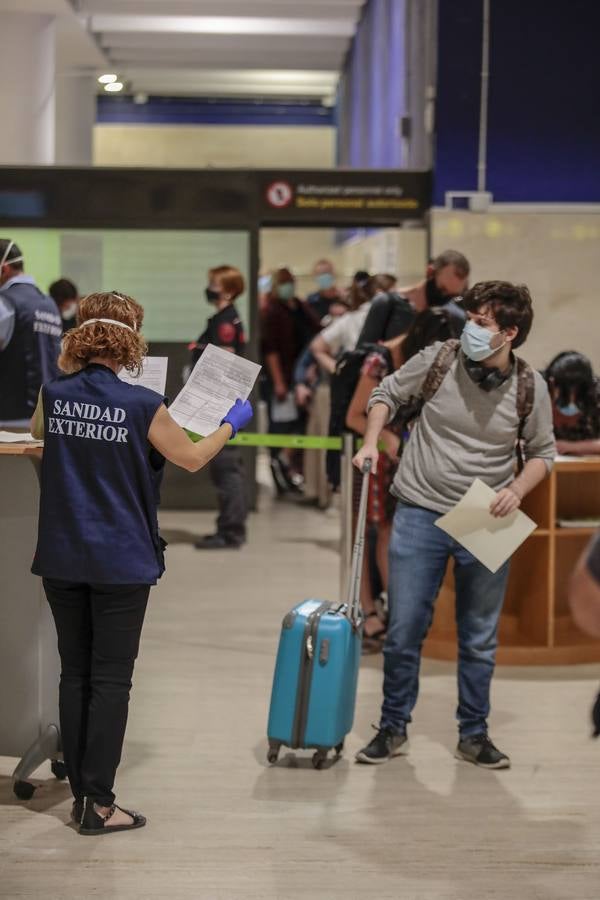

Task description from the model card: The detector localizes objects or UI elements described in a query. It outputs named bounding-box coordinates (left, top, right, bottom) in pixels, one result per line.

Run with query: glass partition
left=7, top=228, right=250, bottom=341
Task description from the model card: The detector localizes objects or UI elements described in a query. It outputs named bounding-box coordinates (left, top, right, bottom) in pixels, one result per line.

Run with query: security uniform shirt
left=32, top=364, right=166, bottom=585
left=191, top=303, right=246, bottom=364
left=0, top=275, right=61, bottom=420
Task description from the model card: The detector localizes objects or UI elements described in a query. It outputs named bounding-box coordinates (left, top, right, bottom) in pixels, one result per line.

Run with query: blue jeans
left=381, top=503, right=510, bottom=739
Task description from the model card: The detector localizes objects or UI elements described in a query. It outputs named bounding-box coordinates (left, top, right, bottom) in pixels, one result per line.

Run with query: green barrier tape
left=186, top=430, right=343, bottom=450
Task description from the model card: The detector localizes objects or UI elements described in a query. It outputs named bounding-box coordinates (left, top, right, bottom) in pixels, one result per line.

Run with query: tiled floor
left=2, top=495, right=600, bottom=899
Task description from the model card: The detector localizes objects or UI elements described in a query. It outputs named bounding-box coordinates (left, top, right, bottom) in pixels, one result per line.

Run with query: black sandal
left=79, top=800, right=146, bottom=836
left=71, top=800, right=84, bottom=825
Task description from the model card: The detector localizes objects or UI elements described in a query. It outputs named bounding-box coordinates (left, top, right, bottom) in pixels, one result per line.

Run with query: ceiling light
left=104, top=82, right=124, bottom=93
left=98, top=73, right=118, bottom=85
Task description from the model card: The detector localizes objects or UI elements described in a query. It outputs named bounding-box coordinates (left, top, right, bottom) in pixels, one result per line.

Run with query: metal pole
left=477, top=0, right=491, bottom=193
left=340, top=433, right=354, bottom=603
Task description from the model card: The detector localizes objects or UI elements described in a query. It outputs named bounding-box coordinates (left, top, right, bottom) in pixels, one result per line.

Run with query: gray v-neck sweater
left=368, top=343, right=556, bottom=514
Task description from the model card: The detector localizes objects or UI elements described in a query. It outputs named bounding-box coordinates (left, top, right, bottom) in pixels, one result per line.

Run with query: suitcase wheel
left=335, top=742, right=344, bottom=757
left=14, top=780, right=36, bottom=801
left=51, top=760, right=68, bottom=781
left=312, top=750, right=328, bottom=770
left=267, top=741, right=281, bottom=765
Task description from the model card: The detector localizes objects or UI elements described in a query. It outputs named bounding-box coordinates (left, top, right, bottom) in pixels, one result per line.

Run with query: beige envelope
left=435, top=478, right=537, bottom=573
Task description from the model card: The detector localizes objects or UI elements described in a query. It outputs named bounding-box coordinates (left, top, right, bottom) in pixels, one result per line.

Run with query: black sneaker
left=194, top=534, right=243, bottom=550
left=355, top=727, right=408, bottom=765
left=455, top=733, right=511, bottom=769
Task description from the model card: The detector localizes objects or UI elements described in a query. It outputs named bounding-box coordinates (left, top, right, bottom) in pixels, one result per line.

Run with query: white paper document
left=270, top=391, right=298, bottom=423
left=118, top=357, right=168, bottom=395
left=0, top=431, right=43, bottom=444
left=169, top=343, right=261, bottom=436
left=435, top=478, right=537, bottom=573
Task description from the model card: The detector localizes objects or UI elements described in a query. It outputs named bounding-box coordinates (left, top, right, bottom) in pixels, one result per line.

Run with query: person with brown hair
left=261, top=267, right=320, bottom=494
left=353, top=281, right=555, bottom=768
left=345, top=306, right=466, bottom=650
left=189, top=265, right=249, bottom=550
left=306, top=258, right=345, bottom=323
left=357, top=249, right=470, bottom=347
left=30, top=290, right=252, bottom=835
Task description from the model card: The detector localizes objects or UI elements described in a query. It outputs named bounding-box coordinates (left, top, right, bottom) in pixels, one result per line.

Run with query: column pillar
left=0, top=14, right=55, bottom=165
left=55, top=72, right=95, bottom=166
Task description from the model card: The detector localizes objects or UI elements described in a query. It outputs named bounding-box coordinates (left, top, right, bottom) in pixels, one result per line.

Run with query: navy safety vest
left=32, top=364, right=167, bottom=585
left=0, top=276, right=61, bottom=420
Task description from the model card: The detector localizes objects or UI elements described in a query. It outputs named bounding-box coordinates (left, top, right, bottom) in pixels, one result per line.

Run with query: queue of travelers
left=3, top=231, right=600, bottom=834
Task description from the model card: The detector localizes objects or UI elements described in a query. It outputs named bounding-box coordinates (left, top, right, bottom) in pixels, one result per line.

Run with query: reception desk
left=0, top=443, right=63, bottom=798
left=424, top=458, right=600, bottom=665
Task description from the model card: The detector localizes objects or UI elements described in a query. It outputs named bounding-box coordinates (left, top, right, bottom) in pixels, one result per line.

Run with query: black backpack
left=327, top=343, right=393, bottom=488
left=357, top=291, right=416, bottom=345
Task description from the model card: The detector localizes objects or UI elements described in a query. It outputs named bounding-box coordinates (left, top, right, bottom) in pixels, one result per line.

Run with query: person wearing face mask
left=261, top=267, right=320, bottom=494
left=306, top=258, right=345, bottom=324
left=543, top=352, right=600, bottom=456
left=0, top=238, right=62, bottom=427
left=49, top=278, right=80, bottom=334
left=29, top=290, right=252, bottom=834
left=357, top=250, right=470, bottom=346
left=353, top=280, right=555, bottom=769
left=188, top=266, right=249, bottom=549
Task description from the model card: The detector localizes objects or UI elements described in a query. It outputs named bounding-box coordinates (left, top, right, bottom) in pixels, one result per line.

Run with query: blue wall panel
left=337, top=0, right=406, bottom=169
left=486, top=0, right=600, bottom=202
left=435, top=0, right=600, bottom=203
left=434, top=0, right=482, bottom=204
left=97, top=96, right=334, bottom=127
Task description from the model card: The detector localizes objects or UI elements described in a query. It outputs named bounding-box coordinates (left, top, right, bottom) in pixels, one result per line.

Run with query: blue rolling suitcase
left=266, top=462, right=371, bottom=768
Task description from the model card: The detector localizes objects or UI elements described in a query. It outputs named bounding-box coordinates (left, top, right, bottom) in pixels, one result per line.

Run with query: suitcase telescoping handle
left=347, top=458, right=372, bottom=625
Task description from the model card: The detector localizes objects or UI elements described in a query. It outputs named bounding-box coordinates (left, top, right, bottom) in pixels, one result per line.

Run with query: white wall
left=259, top=226, right=428, bottom=299
left=94, top=124, right=335, bottom=169
left=432, top=208, right=600, bottom=370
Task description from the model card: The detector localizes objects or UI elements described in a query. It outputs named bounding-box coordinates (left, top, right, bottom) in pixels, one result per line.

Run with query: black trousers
left=209, top=445, right=247, bottom=544
left=43, top=578, right=150, bottom=807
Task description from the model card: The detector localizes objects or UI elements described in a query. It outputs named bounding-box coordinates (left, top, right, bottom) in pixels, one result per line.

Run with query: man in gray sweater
left=353, top=281, right=556, bottom=769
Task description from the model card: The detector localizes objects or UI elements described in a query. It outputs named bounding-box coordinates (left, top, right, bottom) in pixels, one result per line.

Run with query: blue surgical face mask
left=316, top=272, right=335, bottom=291
left=258, top=274, right=272, bottom=294
left=557, top=401, right=580, bottom=417
left=277, top=282, right=295, bottom=302
left=461, top=320, right=506, bottom=362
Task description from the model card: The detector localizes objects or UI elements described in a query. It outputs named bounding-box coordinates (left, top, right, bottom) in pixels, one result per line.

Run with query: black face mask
left=464, top=354, right=512, bottom=392
left=205, top=287, right=220, bottom=303
left=425, top=276, right=452, bottom=308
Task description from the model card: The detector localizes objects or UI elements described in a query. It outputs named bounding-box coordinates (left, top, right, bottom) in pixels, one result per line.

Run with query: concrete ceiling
left=74, top=0, right=364, bottom=101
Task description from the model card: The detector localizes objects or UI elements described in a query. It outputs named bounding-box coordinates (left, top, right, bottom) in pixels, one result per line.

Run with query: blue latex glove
left=221, top=399, right=253, bottom=439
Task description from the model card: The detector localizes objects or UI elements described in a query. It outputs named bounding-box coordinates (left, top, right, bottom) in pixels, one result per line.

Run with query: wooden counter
left=0, top=442, right=43, bottom=457
left=424, top=458, right=600, bottom=665
left=0, top=443, right=61, bottom=783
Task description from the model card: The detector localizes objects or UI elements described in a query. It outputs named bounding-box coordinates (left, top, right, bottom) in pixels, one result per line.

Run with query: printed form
left=169, top=344, right=261, bottom=436
left=119, top=357, right=169, bottom=395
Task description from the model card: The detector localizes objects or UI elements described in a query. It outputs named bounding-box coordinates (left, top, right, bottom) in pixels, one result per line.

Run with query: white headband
left=81, top=318, right=136, bottom=333
left=0, top=240, right=24, bottom=268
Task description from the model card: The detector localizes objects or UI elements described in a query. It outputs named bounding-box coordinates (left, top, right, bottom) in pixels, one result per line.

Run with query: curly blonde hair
left=58, top=291, right=148, bottom=375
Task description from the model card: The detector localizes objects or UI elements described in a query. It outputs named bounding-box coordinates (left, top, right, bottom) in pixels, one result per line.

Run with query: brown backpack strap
left=421, top=339, right=461, bottom=403
left=515, top=357, right=536, bottom=472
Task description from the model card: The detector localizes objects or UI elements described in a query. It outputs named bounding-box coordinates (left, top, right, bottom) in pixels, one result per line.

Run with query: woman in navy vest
left=30, top=291, right=252, bottom=836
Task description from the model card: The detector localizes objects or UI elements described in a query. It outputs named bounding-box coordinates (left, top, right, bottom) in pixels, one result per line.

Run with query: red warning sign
left=266, top=180, right=293, bottom=209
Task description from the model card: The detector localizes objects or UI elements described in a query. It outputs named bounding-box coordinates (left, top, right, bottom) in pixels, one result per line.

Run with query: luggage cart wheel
left=51, top=760, right=67, bottom=781
left=267, top=742, right=280, bottom=765
left=14, top=780, right=36, bottom=801
left=334, top=742, right=344, bottom=757
left=312, top=751, right=327, bottom=770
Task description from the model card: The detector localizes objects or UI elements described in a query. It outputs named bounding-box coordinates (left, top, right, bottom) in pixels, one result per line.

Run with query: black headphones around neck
left=463, top=354, right=513, bottom=392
